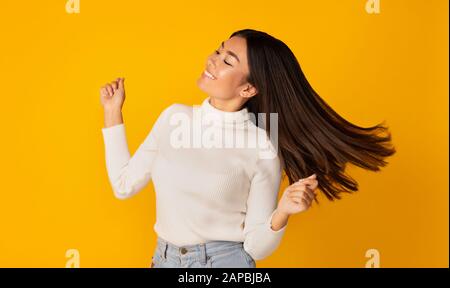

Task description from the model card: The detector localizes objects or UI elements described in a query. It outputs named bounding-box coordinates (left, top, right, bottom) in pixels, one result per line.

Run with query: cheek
left=217, top=70, right=245, bottom=89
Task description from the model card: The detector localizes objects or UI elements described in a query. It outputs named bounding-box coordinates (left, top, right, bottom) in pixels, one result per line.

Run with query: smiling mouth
left=203, top=70, right=217, bottom=80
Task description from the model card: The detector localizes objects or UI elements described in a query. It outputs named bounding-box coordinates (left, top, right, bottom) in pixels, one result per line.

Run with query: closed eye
left=215, top=50, right=232, bottom=66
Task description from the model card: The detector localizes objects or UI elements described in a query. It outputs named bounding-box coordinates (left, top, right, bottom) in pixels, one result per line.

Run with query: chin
left=196, top=77, right=211, bottom=94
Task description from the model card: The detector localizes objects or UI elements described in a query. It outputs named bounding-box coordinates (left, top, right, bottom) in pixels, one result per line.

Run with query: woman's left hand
left=276, top=174, right=319, bottom=216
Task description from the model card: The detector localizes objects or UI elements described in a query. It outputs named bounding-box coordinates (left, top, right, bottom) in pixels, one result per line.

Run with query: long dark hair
left=230, top=29, right=396, bottom=202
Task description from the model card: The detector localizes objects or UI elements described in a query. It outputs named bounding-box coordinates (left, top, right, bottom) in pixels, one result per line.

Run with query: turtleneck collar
left=200, top=96, right=250, bottom=126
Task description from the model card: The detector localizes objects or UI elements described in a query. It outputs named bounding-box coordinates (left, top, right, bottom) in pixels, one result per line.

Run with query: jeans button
left=180, top=247, right=188, bottom=254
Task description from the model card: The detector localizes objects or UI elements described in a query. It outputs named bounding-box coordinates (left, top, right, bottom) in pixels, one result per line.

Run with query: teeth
left=204, top=70, right=216, bottom=80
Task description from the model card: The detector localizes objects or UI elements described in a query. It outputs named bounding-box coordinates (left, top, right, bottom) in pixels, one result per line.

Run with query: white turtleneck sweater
left=101, top=97, right=287, bottom=261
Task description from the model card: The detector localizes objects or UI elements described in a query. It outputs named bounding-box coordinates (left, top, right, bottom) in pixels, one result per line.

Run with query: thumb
left=118, top=77, right=125, bottom=90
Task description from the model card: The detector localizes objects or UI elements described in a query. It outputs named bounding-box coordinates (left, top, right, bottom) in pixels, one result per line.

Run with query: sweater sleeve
left=242, top=148, right=287, bottom=261
left=101, top=106, right=170, bottom=199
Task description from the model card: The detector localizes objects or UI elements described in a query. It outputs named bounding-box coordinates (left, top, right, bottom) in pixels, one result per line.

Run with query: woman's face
left=196, top=36, right=256, bottom=101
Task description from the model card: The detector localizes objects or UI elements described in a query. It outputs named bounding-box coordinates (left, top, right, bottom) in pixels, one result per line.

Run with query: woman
left=100, top=29, right=396, bottom=268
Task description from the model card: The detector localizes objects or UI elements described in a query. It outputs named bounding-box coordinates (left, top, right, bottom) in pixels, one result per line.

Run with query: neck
left=209, top=96, right=246, bottom=112
left=200, top=96, right=250, bottom=127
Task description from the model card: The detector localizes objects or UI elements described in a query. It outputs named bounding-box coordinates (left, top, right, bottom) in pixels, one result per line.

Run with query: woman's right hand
left=100, top=77, right=126, bottom=111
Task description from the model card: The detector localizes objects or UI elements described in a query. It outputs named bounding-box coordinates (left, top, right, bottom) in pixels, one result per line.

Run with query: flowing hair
left=230, top=29, right=396, bottom=202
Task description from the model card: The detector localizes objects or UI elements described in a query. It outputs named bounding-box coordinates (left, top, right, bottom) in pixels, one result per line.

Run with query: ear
left=240, top=84, right=258, bottom=99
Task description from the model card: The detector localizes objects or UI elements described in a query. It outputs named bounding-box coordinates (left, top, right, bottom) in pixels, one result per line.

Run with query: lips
left=203, top=69, right=217, bottom=80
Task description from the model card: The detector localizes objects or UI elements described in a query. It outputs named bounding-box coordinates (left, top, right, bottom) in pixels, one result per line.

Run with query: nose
left=206, top=58, right=214, bottom=69
left=207, top=53, right=218, bottom=68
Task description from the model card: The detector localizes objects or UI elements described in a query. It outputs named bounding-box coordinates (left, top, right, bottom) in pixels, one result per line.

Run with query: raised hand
left=277, top=174, right=319, bottom=215
left=100, top=77, right=126, bottom=111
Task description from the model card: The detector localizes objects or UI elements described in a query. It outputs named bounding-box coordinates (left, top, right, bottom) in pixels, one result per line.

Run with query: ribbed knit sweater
left=101, top=97, right=287, bottom=260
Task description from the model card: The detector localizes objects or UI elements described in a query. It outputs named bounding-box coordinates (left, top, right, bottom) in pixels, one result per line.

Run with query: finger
left=105, top=84, right=113, bottom=96
left=302, top=192, right=314, bottom=204
left=308, top=189, right=318, bottom=200
left=304, top=185, right=314, bottom=193
left=300, top=197, right=311, bottom=206
left=111, top=81, right=118, bottom=91
left=288, top=186, right=313, bottom=197
left=118, top=77, right=125, bottom=90
left=293, top=179, right=318, bottom=189
left=305, top=179, right=319, bottom=190
left=101, top=87, right=111, bottom=98
left=288, top=195, right=303, bottom=205
left=100, top=86, right=108, bottom=96
left=291, top=180, right=317, bottom=190
left=296, top=174, right=316, bottom=182
left=289, top=188, right=312, bottom=203
left=295, top=178, right=316, bottom=185
left=289, top=190, right=313, bottom=202
left=293, top=178, right=317, bottom=184
left=287, top=186, right=306, bottom=194
left=288, top=183, right=317, bottom=199
left=306, top=192, right=316, bottom=202
left=303, top=191, right=314, bottom=203
left=302, top=186, right=316, bottom=201
left=307, top=182, right=318, bottom=191
left=288, top=190, right=308, bottom=197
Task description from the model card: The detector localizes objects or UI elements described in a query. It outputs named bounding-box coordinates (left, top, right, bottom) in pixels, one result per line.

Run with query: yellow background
left=0, top=0, right=447, bottom=268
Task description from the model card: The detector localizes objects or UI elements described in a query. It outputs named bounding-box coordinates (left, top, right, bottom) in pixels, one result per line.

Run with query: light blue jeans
left=151, top=236, right=256, bottom=268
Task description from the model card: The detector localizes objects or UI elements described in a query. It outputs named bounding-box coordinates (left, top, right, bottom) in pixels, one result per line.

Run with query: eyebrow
left=221, top=41, right=240, bottom=63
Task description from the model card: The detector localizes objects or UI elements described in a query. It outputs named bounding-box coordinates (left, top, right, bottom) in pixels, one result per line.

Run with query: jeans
left=151, top=236, right=256, bottom=268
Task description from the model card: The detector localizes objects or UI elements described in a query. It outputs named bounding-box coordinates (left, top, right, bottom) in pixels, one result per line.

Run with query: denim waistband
left=156, top=236, right=244, bottom=259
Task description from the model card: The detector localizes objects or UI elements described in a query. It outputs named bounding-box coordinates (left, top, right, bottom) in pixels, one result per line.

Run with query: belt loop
left=199, top=243, right=207, bottom=265
left=163, top=242, right=168, bottom=259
